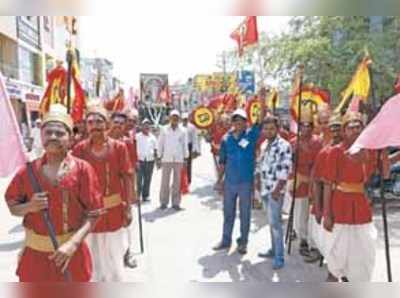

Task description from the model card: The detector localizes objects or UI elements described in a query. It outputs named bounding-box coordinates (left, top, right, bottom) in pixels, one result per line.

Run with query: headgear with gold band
left=42, top=104, right=73, bottom=133
left=342, top=111, right=363, bottom=128
left=86, top=100, right=109, bottom=121
left=328, top=114, right=342, bottom=127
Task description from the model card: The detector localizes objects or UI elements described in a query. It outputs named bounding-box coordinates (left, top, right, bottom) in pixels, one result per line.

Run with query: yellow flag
left=267, top=88, right=280, bottom=110
left=335, top=56, right=372, bottom=114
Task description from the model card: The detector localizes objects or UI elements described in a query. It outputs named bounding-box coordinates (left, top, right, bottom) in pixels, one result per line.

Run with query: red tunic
left=210, top=126, right=229, bottom=156
left=290, top=135, right=323, bottom=198
left=124, top=135, right=138, bottom=166
left=72, top=138, right=133, bottom=233
left=324, top=143, right=377, bottom=225
left=5, top=154, right=103, bottom=282
left=310, top=145, right=332, bottom=216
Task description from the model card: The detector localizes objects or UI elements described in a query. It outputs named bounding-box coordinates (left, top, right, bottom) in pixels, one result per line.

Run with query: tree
left=218, top=17, right=400, bottom=108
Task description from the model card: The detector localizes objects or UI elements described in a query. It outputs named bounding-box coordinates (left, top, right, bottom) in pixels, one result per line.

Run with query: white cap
left=170, top=110, right=180, bottom=118
left=182, top=112, right=189, bottom=119
left=142, top=118, right=151, bottom=124
left=232, top=108, right=248, bottom=120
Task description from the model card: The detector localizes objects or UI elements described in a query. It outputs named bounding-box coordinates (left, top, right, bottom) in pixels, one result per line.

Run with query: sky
left=79, top=16, right=290, bottom=87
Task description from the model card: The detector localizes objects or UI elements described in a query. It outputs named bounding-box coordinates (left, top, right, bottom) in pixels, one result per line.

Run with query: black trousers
left=137, top=160, right=155, bottom=200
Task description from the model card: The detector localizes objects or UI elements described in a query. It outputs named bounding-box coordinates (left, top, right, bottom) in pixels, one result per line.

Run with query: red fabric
left=123, top=135, right=138, bottom=166
left=40, top=66, right=68, bottom=114
left=72, top=138, right=133, bottom=232
left=70, top=75, right=86, bottom=123
left=5, top=154, right=103, bottom=282
left=180, top=167, right=189, bottom=195
left=210, top=126, right=229, bottom=155
left=290, top=135, right=323, bottom=198
left=310, top=145, right=332, bottom=216
left=324, top=142, right=377, bottom=224
left=230, top=16, right=259, bottom=56
left=104, top=89, right=125, bottom=112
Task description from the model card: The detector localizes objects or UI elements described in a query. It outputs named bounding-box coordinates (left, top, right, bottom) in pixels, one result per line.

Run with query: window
left=0, top=34, right=19, bottom=79
left=18, top=46, right=43, bottom=86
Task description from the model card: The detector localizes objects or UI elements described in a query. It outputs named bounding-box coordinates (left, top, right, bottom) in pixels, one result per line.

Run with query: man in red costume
left=72, top=105, right=135, bottom=281
left=289, top=109, right=323, bottom=256
left=306, top=115, right=342, bottom=265
left=323, top=112, right=380, bottom=282
left=108, top=111, right=139, bottom=269
left=5, top=104, right=103, bottom=282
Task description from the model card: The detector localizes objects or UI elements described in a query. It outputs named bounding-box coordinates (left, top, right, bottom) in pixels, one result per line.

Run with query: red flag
left=230, top=16, right=259, bottom=56
left=104, top=89, right=125, bottom=112
left=40, top=65, right=68, bottom=115
left=39, top=61, right=86, bottom=123
left=0, top=71, right=27, bottom=177
left=70, top=75, right=86, bottom=122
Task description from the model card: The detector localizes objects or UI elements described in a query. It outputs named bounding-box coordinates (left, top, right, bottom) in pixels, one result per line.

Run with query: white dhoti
left=308, top=215, right=323, bottom=251
left=87, top=228, right=127, bottom=282
left=326, top=223, right=377, bottom=282
left=293, top=198, right=309, bottom=241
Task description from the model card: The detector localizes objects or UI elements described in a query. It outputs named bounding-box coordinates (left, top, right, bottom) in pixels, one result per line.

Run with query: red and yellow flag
left=335, top=55, right=372, bottom=114
left=290, top=85, right=331, bottom=123
left=104, top=89, right=125, bottom=112
left=39, top=48, right=86, bottom=123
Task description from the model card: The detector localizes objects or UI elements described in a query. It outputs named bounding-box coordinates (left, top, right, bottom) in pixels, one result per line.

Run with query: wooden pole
left=285, top=65, right=305, bottom=255
left=378, top=149, right=393, bottom=282
left=66, top=44, right=73, bottom=114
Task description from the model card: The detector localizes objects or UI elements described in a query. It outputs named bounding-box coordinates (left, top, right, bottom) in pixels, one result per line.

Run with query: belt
left=103, top=193, right=123, bottom=209
left=336, top=182, right=364, bottom=194
left=24, top=229, right=73, bottom=253
left=289, top=173, right=310, bottom=191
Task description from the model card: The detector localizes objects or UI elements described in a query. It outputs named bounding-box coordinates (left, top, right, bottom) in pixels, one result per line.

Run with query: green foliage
left=221, top=17, right=400, bottom=107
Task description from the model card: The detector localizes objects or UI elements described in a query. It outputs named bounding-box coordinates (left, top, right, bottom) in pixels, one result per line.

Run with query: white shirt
left=158, top=124, right=189, bottom=163
left=182, top=123, right=200, bottom=153
left=136, top=132, right=158, bottom=162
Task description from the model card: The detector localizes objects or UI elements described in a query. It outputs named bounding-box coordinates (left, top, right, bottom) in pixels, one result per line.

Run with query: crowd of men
left=210, top=99, right=400, bottom=282
left=4, top=97, right=400, bottom=282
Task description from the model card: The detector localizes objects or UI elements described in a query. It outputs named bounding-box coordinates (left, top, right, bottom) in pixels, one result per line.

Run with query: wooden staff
left=285, top=65, right=305, bottom=255
left=66, top=47, right=73, bottom=114
left=378, top=149, right=393, bottom=282
left=26, top=162, right=71, bottom=281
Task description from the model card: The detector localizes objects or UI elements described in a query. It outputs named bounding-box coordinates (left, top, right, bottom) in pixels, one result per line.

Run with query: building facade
left=0, top=16, right=81, bottom=137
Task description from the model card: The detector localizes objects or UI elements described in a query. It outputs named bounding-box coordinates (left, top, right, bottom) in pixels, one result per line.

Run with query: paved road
left=0, top=143, right=399, bottom=282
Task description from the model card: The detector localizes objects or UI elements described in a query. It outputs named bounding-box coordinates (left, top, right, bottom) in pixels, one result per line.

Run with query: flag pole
left=378, top=149, right=393, bottom=282
left=285, top=64, right=305, bottom=255
left=66, top=42, right=73, bottom=114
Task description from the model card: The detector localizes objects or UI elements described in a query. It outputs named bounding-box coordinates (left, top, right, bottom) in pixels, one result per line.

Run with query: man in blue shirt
left=213, top=102, right=265, bottom=255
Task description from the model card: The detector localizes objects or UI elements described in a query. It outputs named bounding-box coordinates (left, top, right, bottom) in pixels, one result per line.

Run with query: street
left=0, top=142, right=399, bottom=282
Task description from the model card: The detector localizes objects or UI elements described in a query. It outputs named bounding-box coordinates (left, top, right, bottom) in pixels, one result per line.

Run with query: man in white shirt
left=136, top=119, right=158, bottom=202
left=181, top=112, right=200, bottom=185
left=157, top=110, right=189, bottom=211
